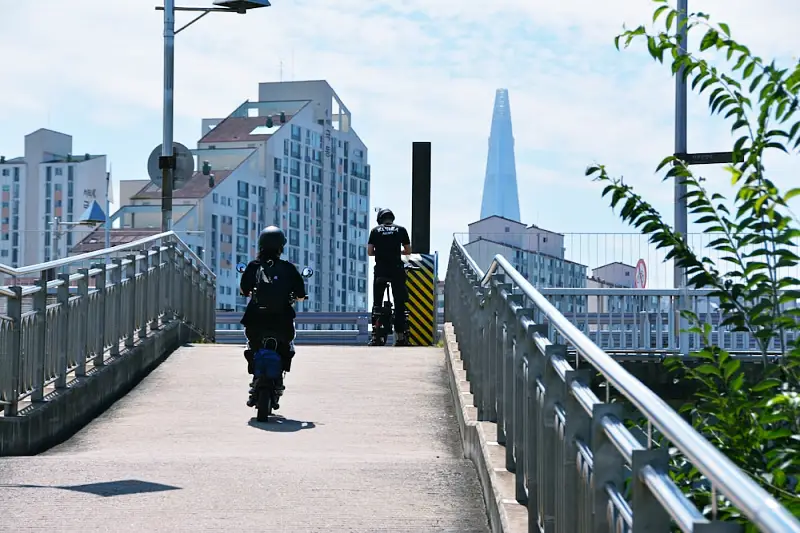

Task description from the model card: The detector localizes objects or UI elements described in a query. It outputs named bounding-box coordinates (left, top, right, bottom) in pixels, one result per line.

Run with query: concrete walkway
left=0, top=345, right=490, bottom=532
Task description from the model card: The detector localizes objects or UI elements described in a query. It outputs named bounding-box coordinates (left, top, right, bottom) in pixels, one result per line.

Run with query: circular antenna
left=147, top=142, right=195, bottom=190
left=236, top=262, right=247, bottom=273
left=301, top=267, right=314, bottom=278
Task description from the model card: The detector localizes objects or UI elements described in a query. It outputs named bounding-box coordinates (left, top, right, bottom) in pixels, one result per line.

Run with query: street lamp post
left=674, top=0, right=689, bottom=290
left=156, top=0, right=271, bottom=232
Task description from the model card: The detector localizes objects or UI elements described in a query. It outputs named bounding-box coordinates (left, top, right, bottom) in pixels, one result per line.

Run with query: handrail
left=453, top=239, right=799, bottom=531
left=0, top=231, right=215, bottom=278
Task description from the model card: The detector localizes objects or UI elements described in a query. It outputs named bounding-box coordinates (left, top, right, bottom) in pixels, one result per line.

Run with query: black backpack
left=252, top=260, right=292, bottom=313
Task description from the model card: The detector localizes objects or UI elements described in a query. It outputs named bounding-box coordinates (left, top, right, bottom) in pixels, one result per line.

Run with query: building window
left=55, top=167, right=63, bottom=176
left=237, top=180, right=249, bottom=198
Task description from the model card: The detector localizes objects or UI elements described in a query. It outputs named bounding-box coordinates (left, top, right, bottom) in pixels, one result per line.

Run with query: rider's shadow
left=248, top=416, right=317, bottom=432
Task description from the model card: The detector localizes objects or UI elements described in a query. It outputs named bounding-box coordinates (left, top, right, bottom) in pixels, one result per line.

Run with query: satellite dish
left=301, top=267, right=314, bottom=278
left=235, top=262, right=247, bottom=273
left=147, top=142, right=194, bottom=190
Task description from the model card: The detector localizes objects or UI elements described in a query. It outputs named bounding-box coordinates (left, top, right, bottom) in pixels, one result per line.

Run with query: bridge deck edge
left=443, top=323, right=528, bottom=533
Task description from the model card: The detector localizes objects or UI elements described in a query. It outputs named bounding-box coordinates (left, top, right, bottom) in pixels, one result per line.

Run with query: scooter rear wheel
left=256, top=383, right=273, bottom=422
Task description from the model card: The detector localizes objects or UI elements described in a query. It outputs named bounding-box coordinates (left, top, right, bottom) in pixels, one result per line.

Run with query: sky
left=1, top=0, right=799, bottom=280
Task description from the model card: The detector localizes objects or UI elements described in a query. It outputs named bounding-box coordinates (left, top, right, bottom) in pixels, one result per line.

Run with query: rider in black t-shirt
left=367, top=208, right=412, bottom=346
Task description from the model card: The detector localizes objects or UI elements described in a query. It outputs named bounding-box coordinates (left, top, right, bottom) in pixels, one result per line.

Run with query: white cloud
left=1, top=0, right=798, bottom=278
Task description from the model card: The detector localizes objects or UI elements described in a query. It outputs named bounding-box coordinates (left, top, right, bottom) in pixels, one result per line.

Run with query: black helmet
left=258, top=225, right=287, bottom=258
left=377, top=208, right=395, bottom=225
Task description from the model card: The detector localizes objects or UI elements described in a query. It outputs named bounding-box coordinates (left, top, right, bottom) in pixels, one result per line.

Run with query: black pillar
left=411, top=142, right=431, bottom=254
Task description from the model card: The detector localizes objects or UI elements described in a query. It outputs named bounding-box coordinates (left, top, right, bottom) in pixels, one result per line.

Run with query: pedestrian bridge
left=0, top=232, right=797, bottom=532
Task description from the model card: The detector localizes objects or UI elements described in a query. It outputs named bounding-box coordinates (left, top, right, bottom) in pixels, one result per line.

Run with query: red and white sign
left=634, top=259, right=647, bottom=288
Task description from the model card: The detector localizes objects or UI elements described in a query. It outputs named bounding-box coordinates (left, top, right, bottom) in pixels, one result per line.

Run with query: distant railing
left=0, top=231, right=216, bottom=417
left=539, top=288, right=794, bottom=356
left=215, top=311, right=370, bottom=345
left=445, top=239, right=800, bottom=532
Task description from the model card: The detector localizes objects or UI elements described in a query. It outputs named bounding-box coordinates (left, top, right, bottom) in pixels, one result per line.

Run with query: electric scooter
left=369, top=263, right=419, bottom=346
left=235, top=262, right=314, bottom=422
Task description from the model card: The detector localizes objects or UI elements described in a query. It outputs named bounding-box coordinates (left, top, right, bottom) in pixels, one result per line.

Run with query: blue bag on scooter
left=253, top=348, right=282, bottom=380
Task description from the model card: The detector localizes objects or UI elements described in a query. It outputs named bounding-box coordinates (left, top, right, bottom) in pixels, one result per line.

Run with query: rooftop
left=131, top=169, right=233, bottom=200
left=468, top=215, right=564, bottom=236
left=71, top=229, right=162, bottom=254
left=593, top=261, right=636, bottom=271
left=199, top=115, right=295, bottom=144
left=0, top=156, right=25, bottom=165
left=42, top=153, right=103, bottom=164
left=465, top=237, right=588, bottom=268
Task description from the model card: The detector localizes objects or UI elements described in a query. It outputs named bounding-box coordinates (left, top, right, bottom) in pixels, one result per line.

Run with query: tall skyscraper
left=479, top=88, right=521, bottom=222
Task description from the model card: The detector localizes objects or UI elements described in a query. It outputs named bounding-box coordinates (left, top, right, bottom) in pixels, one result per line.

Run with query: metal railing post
left=110, top=258, right=123, bottom=357
left=5, top=286, right=23, bottom=416
left=150, top=246, right=162, bottom=331
left=138, top=253, right=148, bottom=340
left=31, top=272, right=48, bottom=402
left=76, top=267, right=90, bottom=377
left=125, top=256, right=136, bottom=349
left=55, top=274, right=70, bottom=388
left=93, top=263, right=107, bottom=368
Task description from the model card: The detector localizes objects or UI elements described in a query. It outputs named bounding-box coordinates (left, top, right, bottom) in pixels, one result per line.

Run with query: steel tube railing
left=446, top=237, right=800, bottom=532
left=0, top=231, right=216, bottom=417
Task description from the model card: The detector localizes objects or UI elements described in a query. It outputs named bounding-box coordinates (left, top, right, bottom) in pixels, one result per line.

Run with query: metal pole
left=161, top=0, right=176, bottom=231
left=105, top=169, right=111, bottom=263
left=674, top=0, right=688, bottom=289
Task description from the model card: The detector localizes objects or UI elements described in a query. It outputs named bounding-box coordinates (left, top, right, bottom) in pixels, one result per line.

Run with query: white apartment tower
left=95, top=80, right=370, bottom=315
left=193, top=80, right=370, bottom=312
left=0, top=129, right=108, bottom=267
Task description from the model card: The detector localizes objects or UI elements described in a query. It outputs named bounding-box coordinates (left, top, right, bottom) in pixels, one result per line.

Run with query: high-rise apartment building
left=0, top=129, right=108, bottom=267
left=81, top=80, right=370, bottom=315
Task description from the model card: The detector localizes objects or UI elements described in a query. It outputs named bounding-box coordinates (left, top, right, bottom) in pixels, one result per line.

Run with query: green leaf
left=694, top=364, right=721, bottom=377
left=719, top=22, right=731, bottom=37
left=653, top=5, right=669, bottom=22
left=699, top=29, right=719, bottom=52
left=751, top=378, right=782, bottom=392
left=666, top=10, right=676, bottom=31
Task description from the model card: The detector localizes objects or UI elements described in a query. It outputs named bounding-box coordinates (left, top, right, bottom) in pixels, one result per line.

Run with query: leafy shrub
left=586, top=0, right=800, bottom=526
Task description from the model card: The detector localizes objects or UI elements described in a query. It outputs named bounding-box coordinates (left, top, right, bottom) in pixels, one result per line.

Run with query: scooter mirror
left=235, top=262, right=246, bottom=273
left=301, top=267, right=314, bottom=278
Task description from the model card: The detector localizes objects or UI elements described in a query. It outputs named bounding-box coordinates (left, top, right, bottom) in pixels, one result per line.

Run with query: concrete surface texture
left=0, top=345, right=490, bottom=532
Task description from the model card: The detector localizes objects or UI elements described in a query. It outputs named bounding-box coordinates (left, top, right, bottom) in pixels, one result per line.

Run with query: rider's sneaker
left=247, top=379, right=257, bottom=407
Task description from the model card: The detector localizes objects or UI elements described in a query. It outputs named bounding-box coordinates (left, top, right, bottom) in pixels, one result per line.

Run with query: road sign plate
left=635, top=259, right=647, bottom=289
left=147, top=142, right=194, bottom=190
left=675, top=151, right=734, bottom=165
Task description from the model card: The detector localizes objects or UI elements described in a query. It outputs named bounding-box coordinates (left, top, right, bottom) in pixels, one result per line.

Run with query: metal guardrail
left=0, top=231, right=216, bottom=417
left=215, top=311, right=371, bottom=345
left=539, top=288, right=794, bottom=355
left=445, top=239, right=800, bottom=532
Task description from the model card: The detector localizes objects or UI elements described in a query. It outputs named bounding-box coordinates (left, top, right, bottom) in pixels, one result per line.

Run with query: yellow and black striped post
left=402, top=253, right=436, bottom=346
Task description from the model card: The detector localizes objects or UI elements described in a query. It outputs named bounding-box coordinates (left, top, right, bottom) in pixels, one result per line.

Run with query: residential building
left=75, top=80, right=370, bottom=318
left=0, top=128, right=107, bottom=267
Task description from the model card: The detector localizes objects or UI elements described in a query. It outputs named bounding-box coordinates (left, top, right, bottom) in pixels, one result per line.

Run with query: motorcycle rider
left=367, top=208, right=412, bottom=346
left=239, top=226, right=307, bottom=409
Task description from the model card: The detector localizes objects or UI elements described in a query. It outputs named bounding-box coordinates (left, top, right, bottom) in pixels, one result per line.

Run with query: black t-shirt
left=239, top=258, right=306, bottom=330
left=368, top=223, right=410, bottom=274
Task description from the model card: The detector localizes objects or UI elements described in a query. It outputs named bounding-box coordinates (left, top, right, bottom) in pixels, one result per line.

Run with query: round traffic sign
left=147, top=142, right=194, bottom=190
left=635, top=259, right=647, bottom=288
